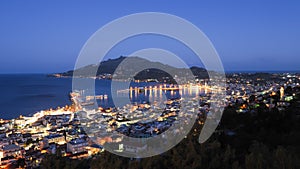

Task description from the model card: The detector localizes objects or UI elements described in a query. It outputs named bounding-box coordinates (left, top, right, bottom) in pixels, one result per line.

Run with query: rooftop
left=2, top=144, right=20, bottom=151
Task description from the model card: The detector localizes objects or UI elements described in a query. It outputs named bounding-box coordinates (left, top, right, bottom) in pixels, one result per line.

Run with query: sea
left=0, top=74, right=164, bottom=120
left=5, top=71, right=294, bottom=120
left=0, top=74, right=72, bottom=120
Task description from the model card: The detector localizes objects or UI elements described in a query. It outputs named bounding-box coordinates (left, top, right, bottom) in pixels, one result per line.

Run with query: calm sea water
left=0, top=74, right=162, bottom=120
left=0, top=74, right=72, bottom=119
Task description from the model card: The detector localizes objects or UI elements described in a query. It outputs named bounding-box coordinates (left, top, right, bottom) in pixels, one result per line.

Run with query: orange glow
left=240, top=104, right=247, bottom=109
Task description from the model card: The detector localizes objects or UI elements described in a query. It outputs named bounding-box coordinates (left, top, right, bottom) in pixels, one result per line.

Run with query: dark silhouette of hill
left=52, top=56, right=209, bottom=82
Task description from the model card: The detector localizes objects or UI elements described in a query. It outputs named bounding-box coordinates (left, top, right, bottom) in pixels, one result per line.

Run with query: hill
left=51, top=56, right=209, bottom=82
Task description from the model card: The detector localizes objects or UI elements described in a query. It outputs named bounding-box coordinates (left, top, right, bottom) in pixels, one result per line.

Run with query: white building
left=0, top=144, right=23, bottom=159
left=41, top=134, right=65, bottom=148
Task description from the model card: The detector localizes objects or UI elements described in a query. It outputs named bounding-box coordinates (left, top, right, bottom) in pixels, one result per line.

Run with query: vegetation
left=50, top=56, right=209, bottom=82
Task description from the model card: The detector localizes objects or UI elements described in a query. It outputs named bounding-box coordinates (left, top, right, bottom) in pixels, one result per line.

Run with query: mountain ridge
left=50, top=56, right=209, bottom=82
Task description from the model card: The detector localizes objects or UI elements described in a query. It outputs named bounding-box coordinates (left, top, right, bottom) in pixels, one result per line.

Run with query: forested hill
left=50, top=56, right=209, bottom=81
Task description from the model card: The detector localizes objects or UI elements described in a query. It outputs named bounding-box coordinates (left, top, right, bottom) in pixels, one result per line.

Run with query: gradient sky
left=0, top=0, right=300, bottom=73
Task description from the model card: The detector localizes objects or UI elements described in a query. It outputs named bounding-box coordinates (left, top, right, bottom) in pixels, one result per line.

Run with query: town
left=0, top=72, right=299, bottom=168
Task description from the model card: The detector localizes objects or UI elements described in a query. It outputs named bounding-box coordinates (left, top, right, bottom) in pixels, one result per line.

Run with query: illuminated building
left=67, top=138, right=88, bottom=154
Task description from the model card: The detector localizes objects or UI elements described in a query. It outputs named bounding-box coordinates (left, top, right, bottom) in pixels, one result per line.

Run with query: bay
left=0, top=74, right=165, bottom=120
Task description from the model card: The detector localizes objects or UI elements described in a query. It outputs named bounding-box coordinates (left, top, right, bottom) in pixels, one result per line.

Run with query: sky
left=0, top=0, right=300, bottom=73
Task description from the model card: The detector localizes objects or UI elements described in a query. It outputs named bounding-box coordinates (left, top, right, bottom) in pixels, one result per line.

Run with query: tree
left=245, top=142, right=271, bottom=169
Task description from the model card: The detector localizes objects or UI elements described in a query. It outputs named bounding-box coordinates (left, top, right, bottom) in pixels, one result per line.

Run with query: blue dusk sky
left=0, top=0, right=300, bottom=73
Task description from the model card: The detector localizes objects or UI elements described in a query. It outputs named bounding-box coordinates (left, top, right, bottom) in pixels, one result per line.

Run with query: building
left=280, top=86, right=285, bottom=100
left=0, top=144, right=23, bottom=159
left=41, top=134, right=65, bottom=148
left=67, top=138, right=88, bottom=154
left=87, top=144, right=103, bottom=156
left=120, top=141, right=147, bottom=154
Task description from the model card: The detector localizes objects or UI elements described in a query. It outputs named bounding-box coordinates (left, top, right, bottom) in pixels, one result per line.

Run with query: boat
left=81, top=101, right=95, bottom=106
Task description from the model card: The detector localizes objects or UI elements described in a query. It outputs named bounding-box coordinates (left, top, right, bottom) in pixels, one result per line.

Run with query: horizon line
left=1, top=69, right=300, bottom=75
